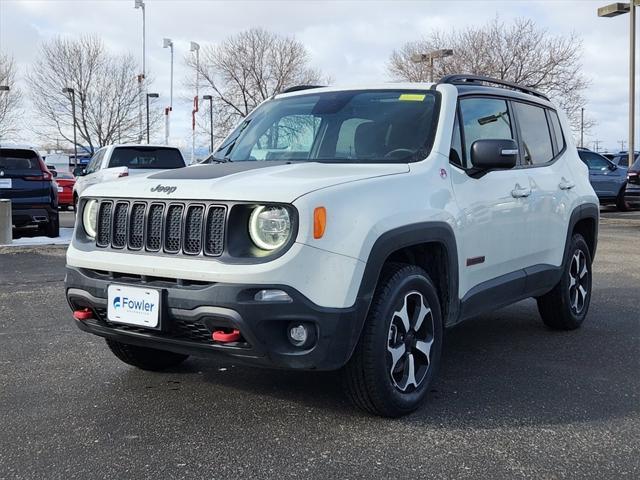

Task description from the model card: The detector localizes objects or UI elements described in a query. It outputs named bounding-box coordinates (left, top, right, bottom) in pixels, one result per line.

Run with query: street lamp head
left=203, top=95, right=213, bottom=100
left=134, top=0, right=144, bottom=9
left=163, top=38, right=173, bottom=48
left=0, top=86, right=9, bottom=92
left=62, top=87, right=74, bottom=94
left=597, top=2, right=631, bottom=17
left=147, top=93, right=159, bottom=99
left=190, top=41, right=200, bottom=52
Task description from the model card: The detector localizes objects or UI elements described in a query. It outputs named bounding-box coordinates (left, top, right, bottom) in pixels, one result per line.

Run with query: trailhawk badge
left=150, top=184, right=177, bottom=194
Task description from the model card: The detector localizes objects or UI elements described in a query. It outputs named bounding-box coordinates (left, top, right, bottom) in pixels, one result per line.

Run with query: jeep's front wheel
left=343, top=263, right=443, bottom=417
left=106, top=339, right=189, bottom=371
left=537, top=233, right=592, bottom=330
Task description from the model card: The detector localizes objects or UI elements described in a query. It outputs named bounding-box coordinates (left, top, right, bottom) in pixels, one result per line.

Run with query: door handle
left=559, top=178, right=575, bottom=190
left=511, top=183, right=531, bottom=198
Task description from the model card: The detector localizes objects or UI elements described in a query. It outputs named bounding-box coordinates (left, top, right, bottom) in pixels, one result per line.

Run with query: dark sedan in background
left=577, top=148, right=629, bottom=211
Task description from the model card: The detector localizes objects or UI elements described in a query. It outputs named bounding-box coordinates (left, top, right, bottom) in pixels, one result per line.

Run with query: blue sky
left=0, top=0, right=637, bottom=153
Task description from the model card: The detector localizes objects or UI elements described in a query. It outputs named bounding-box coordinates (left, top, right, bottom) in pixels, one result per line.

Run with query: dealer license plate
left=107, top=284, right=160, bottom=328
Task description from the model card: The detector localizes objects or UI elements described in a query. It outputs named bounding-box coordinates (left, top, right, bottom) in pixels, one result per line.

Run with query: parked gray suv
left=577, top=148, right=628, bottom=211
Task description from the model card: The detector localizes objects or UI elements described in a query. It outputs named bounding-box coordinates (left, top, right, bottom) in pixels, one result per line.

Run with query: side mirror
left=73, top=166, right=86, bottom=176
left=608, top=162, right=617, bottom=171
left=50, top=170, right=58, bottom=178
left=470, top=139, right=518, bottom=170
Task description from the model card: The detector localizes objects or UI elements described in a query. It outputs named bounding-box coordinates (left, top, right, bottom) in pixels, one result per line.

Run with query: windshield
left=108, top=147, right=185, bottom=169
left=213, top=90, right=440, bottom=163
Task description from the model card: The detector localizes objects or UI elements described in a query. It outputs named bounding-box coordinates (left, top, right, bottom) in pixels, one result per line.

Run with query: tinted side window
left=548, top=110, right=565, bottom=153
left=513, top=102, right=554, bottom=165
left=459, top=98, right=513, bottom=164
left=581, top=152, right=610, bottom=170
left=449, top=113, right=464, bottom=168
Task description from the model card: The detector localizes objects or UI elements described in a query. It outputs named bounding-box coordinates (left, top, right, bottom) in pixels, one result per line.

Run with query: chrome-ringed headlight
left=248, top=205, right=291, bottom=251
left=82, top=199, right=99, bottom=238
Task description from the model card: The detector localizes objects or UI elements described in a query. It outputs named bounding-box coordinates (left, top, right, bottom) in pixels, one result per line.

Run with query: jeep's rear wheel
left=106, top=339, right=189, bottom=371
left=537, top=233, right=592, bottom=330
left=342, top=263, right=442, bottom=417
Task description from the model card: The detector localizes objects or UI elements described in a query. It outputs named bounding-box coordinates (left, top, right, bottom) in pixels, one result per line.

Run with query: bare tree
left=186, top=28, right=324, bottom=142
left=388, top=17, right=593, bottom=135
left=0, top=53, right=22, bottom=142
left=27, top=36, right=157, bottom=152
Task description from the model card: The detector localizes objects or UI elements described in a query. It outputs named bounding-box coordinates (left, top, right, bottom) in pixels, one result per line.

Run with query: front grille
left=96, top=202, right=113, bottom=247
left=128, top=203, right=146, bottom=250
left=184, top=205, right=204, bottom=254
left=164, top=205, right=184, bottom=253
left=95, top=200, right=226, bottom=256
left=146, top=204, right=164, bottom=251
left=112, top=202, right=129, bottom=248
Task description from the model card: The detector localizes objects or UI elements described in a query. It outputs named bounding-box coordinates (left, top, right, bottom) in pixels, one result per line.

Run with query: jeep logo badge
left=150, top=184, right=177, bottom=194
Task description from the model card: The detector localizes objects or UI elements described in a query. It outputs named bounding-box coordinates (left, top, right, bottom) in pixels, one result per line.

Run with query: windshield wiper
left=211, top=157, right=232, bottom=164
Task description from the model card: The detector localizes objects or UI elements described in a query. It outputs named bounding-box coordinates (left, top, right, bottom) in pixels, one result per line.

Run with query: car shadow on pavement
left=158, top=296, right=637, bottom=427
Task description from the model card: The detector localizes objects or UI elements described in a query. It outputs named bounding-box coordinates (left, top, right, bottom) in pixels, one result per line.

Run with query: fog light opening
left=254, top=289, right=292, bottom=303
left=287, top=322, right=316, bottom=348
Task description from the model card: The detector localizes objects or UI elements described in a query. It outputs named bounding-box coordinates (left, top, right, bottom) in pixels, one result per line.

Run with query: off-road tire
left=537, top=233, right=592, bottom=330
left=342, top=263, right=443, bottom=417
left=42, top=212, right=60, bottom=238
left=106, top=339, right=189, bottom=371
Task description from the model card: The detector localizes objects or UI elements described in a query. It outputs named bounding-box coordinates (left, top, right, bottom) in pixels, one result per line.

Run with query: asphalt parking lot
left=1, top=210, right=638, bottom=479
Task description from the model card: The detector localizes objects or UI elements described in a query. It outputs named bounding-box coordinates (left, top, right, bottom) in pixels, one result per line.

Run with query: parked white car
left=66, top=76, right=599, bottom=417
left=72, top=144, right=187, bottom=206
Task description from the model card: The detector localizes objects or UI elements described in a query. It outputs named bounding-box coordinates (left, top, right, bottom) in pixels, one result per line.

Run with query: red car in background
left=54, top=171, right=76, bottom=210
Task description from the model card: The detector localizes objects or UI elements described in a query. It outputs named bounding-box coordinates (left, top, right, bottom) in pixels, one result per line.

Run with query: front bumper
left=65, top=266, right=365, bottom=371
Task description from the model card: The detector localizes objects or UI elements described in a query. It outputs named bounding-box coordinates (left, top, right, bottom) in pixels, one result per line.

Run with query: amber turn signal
left=313, top=207, right=327, bottom=239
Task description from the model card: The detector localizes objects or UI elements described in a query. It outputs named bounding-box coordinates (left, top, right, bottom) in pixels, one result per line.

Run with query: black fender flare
left=565, top=203, right=599, bottom=261
left=345, top=222, right=460, bottom=359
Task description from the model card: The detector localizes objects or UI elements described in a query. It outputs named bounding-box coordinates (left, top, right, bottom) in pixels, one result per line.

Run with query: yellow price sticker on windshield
left=398, top=93, right=426, bottom=101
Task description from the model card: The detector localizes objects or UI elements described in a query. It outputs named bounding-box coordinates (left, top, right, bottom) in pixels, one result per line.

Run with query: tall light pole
left=0, top=86, right=8, bottom=143
left=598, top=1, right=637, bottom=167
left=135, top=0, right=146, bottom=144
left=580, top=107, right=585, bottom=148
left=411, top=49, right=454, bottom=82
left=163, top=38, right=174, bottom=145
left=190, top=41, right=200, bottom=163
left=203, top=95, right=214, bottom=153
left=62, top=87, right=78, bottom=170
left=146, top=93, right=159, bottom=144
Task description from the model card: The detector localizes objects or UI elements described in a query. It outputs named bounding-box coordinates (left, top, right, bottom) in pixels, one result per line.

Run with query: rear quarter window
left=548, top=110, right=565, bottom=153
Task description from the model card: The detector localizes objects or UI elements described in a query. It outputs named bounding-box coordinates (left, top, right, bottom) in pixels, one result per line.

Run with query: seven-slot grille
left=95, top=200, right=225, bottom=256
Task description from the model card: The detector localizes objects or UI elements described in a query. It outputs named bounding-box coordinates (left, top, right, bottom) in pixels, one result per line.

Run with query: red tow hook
left=212, top=329, right=241, bottom=343
left=73, top=308, right=93, bottom=321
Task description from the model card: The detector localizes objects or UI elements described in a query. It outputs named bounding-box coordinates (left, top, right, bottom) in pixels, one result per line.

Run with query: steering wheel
left=384, top=148, right=414, bottom=160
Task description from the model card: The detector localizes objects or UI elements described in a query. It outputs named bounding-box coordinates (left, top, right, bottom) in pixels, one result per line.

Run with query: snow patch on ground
left=3, top=228, right=73, bottom=247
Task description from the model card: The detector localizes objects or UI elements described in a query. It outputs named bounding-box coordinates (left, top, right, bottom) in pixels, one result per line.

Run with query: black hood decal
left=149, top=162, right=291, bottom=180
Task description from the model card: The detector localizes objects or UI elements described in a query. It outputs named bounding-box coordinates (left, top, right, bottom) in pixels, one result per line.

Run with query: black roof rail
left=280, top=85, right=326, bottom=94
left=439, top=74, right=549, bottom=101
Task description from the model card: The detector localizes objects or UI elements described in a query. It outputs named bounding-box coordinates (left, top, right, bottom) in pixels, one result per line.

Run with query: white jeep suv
left=65, top=75, right=599, bottom=417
